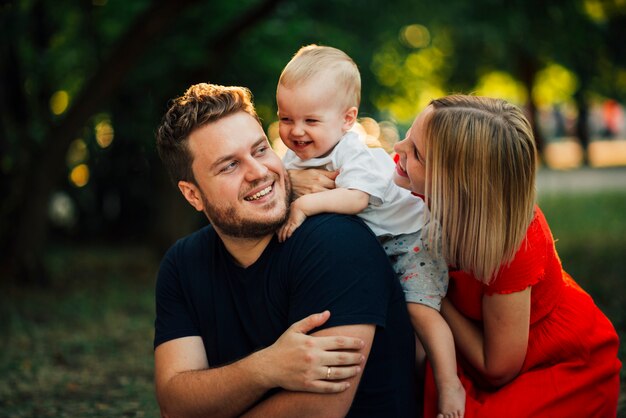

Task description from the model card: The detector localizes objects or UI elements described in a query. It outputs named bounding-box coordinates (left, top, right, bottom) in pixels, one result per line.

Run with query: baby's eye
left=306, top=119, right=319, bottom=123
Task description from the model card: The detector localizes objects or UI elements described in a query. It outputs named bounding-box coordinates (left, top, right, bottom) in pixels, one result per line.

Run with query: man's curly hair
left=156, top=83, right=260, bottom=184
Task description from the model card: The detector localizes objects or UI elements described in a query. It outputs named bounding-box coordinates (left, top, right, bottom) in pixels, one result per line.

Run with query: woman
left=392, top=95, right=621, bottom=417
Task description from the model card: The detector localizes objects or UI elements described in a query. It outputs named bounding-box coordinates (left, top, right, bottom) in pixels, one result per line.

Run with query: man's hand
left=252, top=311, right=366, bottom=393
left=288, top=169, right=338, bottom=199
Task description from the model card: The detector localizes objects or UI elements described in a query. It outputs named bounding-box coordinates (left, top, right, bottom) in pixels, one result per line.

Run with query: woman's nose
left=394, top=138, right=405, bottom=154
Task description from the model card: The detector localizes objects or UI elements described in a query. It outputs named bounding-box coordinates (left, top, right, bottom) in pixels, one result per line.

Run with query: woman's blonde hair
left=424, top=95, right=537, bottom=284
left=278, top=44, right=361, bottom=109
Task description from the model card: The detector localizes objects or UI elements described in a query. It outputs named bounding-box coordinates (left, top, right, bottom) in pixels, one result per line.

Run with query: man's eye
left=255, top=146, right=268, bottom=156
left=220, top=161, right=238, bottom=173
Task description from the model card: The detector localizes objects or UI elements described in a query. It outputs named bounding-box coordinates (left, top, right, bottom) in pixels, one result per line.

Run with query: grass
left=0, top=191, right=624, bottom=416
left=538, top=191, right=626, bottom=415
left=0, top=246, right=160, bottom=417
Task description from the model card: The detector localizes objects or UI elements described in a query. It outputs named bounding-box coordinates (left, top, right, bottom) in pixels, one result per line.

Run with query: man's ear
left=178, top=181, right=204, bottom=212
left=343, top=106, right=358, bottom=130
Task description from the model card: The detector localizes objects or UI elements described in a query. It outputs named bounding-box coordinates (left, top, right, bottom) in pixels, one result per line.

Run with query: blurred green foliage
left=2, top=0, right=626, bottom=283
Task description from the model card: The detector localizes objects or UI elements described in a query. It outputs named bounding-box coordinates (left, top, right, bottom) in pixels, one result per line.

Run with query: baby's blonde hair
left=278, top=44, right=361, bottom=109
left=424, top=95, right=537, bottom=284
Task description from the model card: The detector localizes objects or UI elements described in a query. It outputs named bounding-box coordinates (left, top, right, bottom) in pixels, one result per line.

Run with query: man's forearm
left=158, top=350, right=270, bottom=418
left=155, top=313, right=367, bottom=418
left=241, top=387, right=355, bottom=418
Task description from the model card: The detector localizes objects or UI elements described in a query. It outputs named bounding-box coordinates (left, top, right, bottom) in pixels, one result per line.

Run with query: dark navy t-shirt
left=154, top=214, right=417, bottom=417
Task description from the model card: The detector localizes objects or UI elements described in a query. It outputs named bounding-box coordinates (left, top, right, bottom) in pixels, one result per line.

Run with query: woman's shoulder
left=485, top=206, right=553, bottom=294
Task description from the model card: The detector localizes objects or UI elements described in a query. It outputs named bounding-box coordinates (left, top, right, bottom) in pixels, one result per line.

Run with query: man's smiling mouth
left=244, top=184, right=273, bottom=201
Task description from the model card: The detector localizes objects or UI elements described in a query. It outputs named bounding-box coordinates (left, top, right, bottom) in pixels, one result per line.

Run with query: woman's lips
left=395, top=162, right=408, bottom=178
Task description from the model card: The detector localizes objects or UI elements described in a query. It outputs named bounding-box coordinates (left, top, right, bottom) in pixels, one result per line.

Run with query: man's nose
left=245, top=157, right=269, bottom=181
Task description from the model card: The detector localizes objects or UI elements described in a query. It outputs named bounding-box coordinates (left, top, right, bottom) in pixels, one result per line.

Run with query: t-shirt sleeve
left=284, top=215, right=395, bottom=330
left=334, top=139, right=395, bottom=206
left=484, top=211, right=547, bottom=295
left=153, top=241, right=201, bottom=349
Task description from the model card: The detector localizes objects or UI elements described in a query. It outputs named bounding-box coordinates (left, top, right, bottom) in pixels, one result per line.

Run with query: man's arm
left=242, top=324, right=375, bottom=418
left=278, top=188, right=369, bottom=241
left=155, top=311, right=366, bottom=418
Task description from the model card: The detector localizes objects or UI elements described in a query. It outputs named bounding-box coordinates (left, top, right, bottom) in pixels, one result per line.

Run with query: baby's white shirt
left=282, top=132, right=427, bottom=237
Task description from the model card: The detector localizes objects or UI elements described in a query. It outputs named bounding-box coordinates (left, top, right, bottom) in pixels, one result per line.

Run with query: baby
left=277, top=44, right=465, bottom=418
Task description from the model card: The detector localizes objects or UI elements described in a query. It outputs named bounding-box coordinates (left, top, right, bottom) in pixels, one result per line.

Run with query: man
left=154, top=83, right=417, bottom=417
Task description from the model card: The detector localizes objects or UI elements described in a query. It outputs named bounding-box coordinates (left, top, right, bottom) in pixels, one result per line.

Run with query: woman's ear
left=178, top=181, right=204, bottom=212
left=343, top=106, right=358, bottom=130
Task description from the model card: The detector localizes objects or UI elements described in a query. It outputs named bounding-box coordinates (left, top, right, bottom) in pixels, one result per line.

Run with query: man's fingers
left=322, top=364, right=362, bottom=381
left=318, top=335, right=365, bottom=351
left=291, top=311, right=331, bottom=334
left=320, top=169, right=340, bottom=180
left=306, top=380, right=351, bottom=394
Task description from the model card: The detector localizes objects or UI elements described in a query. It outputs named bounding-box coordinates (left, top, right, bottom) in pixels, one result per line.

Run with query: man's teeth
left=245, top=185, right=272, bottom=201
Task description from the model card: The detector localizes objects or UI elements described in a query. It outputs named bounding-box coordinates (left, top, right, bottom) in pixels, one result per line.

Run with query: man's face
left=180, top=111, right=291, bottom=238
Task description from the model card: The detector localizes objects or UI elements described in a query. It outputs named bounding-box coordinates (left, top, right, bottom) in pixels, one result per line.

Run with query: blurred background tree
left=1, top=0, right=626, bottom=285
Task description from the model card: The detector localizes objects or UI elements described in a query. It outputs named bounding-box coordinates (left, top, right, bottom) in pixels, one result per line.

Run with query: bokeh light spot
left=583, top=0, right=606, bottom=22
left=533, top=63, right=578, bottom=106
left=95, top=121, right=115, bottom=148
left=50, top=90, right=69, bottom=115
left=401, top=25, right=431, bottom=49
left=474, top=71, right=527, bottom=105
left=69, top=164, right=90, bottom=188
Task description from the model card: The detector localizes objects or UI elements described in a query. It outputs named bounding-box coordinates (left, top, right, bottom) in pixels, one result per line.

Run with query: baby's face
left=277, top=77, right=353, bottom=161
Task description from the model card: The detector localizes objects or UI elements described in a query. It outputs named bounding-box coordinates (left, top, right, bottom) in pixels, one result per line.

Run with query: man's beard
left=201, top=174, right=292, bottom=238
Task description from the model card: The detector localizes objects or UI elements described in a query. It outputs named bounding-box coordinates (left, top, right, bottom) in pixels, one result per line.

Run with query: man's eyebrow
left=210, top=137, right=267, bottom=171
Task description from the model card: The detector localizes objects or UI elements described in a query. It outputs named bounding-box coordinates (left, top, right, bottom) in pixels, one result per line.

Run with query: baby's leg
left=407, top=303, right=465, bottom=418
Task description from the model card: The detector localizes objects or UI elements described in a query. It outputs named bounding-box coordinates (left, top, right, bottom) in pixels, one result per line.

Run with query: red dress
left=424, top=207, right=621, bottom=417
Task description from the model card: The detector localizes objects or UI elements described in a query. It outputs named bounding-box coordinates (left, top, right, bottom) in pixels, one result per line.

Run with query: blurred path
left=537, top=166, right=626, bottom=195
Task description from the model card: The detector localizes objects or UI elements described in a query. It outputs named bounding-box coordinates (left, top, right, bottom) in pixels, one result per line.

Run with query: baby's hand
left=278, top=203, right=307, bottom=242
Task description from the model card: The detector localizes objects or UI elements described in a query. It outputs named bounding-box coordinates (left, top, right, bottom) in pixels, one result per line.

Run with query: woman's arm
left=440, top=287, right=530, bottom=388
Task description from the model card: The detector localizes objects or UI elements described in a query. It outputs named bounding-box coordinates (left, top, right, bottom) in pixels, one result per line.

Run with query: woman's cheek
left=393, top=172, right=411, bottom=190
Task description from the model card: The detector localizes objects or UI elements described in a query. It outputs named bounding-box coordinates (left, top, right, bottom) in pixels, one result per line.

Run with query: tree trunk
left=574, top=89, right=590, bottom=166
left=517, top=51, right=543, bottom=154
left=5, top=0, right=201, bottom=284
